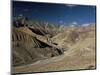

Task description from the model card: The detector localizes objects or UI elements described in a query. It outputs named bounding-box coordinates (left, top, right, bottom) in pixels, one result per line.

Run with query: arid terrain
left=12, top=16, right=96, bottom=73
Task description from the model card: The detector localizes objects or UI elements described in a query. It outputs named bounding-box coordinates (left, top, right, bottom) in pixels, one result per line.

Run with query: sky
left=13, top=1, right=96, bottom=26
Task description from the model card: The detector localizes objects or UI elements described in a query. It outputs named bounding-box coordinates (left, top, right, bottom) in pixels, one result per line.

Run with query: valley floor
left=12, top=37, right=96, bottom=73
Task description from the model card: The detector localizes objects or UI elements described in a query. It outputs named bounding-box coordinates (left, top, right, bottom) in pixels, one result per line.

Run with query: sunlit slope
left=12, top=27, right=63, bottom=66
left=13, top=37, right=95, bottom=73
left=13, top=25, right=96, bottom=73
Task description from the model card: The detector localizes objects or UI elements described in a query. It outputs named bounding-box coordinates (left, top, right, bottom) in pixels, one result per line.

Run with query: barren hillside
left=12, top=26, right=64, bottom=67
left=12, top=22, right=96, bottom=73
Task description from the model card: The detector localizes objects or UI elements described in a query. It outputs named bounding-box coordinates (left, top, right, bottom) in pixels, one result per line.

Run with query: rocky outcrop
left=12, top=27, right=64, bottom=66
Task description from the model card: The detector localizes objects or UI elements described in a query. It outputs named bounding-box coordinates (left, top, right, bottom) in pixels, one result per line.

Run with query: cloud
left=59, top=20, right=63, bottom=23
left=18, top=14, right=23, bottom=17
left=72, top=21, right=78, bottom=25
left=82, top=23, right=90, bottom=27
left=70, top=25, right=75, bottom=27
left=65, top=4, right=77, bottom=8
left=69, top=21, right=78, bottom=27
